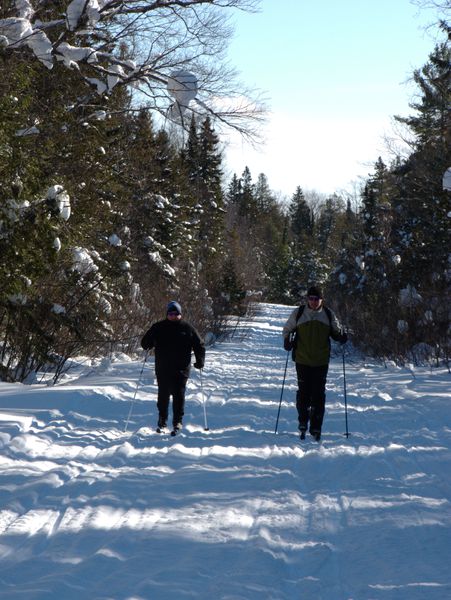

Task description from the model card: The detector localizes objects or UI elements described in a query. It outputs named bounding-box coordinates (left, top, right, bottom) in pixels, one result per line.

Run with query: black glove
left=283, top=337, right=293, bottom=351
left=339, top=331, right=348, bottom=345
left=194, top=361, right=204, bottom=369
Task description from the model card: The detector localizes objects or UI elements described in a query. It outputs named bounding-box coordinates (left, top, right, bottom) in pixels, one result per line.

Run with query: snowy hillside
left=0, top=303, right=450, bottom=600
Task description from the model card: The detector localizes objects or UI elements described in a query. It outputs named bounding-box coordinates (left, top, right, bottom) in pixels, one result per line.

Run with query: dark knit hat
left=307, top=285, right=323, bottom=298
left=167, top=301, right=182, bottom=314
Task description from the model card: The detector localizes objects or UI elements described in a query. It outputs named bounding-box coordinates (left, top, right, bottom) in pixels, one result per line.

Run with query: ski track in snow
left=0, top=303, right=450, bottom=599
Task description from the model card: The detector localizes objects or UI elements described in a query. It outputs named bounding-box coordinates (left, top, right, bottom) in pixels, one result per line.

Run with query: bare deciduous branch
left=0, top=0, right=266, bottom=140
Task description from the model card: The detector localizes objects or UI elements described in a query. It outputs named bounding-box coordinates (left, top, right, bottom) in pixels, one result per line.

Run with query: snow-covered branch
left=0, top=0, right=264, bottom=138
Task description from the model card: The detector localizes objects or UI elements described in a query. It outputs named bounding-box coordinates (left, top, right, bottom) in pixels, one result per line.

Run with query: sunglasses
left=307, top=296, right=321, bottom=302
left=167, top=311, right=180, bottom=317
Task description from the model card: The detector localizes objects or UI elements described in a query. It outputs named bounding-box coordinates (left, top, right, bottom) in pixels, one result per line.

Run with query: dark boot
left=310, top=428, right=321, bottom=442
left=156, top=416, right=167, bottom=432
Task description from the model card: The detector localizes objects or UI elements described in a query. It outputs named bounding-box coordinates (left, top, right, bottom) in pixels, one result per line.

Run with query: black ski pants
left=156, top=369, right=189, bottom=426
left=295, top=363, right=329, bottom=433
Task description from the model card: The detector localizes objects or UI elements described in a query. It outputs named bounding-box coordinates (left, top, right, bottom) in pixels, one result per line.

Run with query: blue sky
left=223, top=0, right=443, bottom=198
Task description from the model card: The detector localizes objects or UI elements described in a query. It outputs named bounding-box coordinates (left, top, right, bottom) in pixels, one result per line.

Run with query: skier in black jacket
left=141, top=301, right=205, bottom=433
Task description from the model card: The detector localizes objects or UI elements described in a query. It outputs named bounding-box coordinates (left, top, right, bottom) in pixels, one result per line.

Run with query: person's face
left=307, top=295, right=322, bottom=310
left=167, top=311, right=181, bottom=321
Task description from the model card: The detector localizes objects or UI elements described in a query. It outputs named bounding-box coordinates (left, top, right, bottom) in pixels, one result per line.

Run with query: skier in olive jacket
left=282, top=286, right=347, bottom=440
left=141, top=301, right=205, bottom=432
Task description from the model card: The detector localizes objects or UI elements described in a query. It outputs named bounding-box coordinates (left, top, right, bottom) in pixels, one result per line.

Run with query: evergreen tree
left=0, top=44, right=144, bottom=379
left=287, top=248, right=329, bottom=301
left=288, top=187, right=313, bottom=239
left=238, top=167, right=258, bottom=221
left=254, top=173, right=276, bottom=214
left=285, top=186, right=325, bottom=301
left=389, top=42, right=451, bottom=361
left=315, top=194, right=346, bottom=254
left=224, top=167, right=265, bottom=295
left=265, top=239, right=292, bottom=304
left=226, top=174, right=242, bottom=206
left=193, top=117, right=227, bottom=309
left=328, top=39, right=450, bottom=362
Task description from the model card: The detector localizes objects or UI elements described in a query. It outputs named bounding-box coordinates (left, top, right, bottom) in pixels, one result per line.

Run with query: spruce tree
left=389, top=41, right=451, bottom=362
left=288, top=187, right=312, bottom=239
left=0, top=43, right=141, bottom=380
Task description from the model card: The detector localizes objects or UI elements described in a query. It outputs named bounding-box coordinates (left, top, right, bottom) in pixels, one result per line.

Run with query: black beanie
left=307, top=286, right=323, bottom=298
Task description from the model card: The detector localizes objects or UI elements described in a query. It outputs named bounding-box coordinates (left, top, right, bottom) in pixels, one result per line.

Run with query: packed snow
left=0, top=303, right=450, bottom=599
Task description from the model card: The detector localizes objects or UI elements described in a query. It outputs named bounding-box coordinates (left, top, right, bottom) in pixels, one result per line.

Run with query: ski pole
left=342, top=346, right=350, bottom=438
left=275, top=349, right=290, bottom=434
left=124, top=350, right=148, bottom=432
left=200, top=368, right=209, bottom=431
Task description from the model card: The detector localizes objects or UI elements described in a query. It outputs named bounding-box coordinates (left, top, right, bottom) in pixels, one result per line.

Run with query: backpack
left=291, top=304, right=334, bottom=361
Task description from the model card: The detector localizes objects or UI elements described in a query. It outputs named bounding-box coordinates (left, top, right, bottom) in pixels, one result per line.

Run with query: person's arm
left=329, top=310, right=348, bottom=344
left=191, top=326, right=206, bottom=368
left=141, top=324, right=156, bottom=351
left=282, top=308, right=298, bottom=349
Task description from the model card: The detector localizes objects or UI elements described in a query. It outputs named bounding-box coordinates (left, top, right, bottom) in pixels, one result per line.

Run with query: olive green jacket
left=282, top=305, right=343, bottom=366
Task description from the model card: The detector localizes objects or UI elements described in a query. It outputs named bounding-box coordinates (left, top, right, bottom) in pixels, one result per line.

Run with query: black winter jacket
left=141, top=319, right=205, bottom=376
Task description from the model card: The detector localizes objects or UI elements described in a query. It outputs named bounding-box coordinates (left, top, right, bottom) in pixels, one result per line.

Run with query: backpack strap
left=297, top=304, right=332, bottom=325
left=296, top=304, right=305, bottom=322
left=323, top=305, right=332, bottom=326
left=291, top=305, right=305, bottom=360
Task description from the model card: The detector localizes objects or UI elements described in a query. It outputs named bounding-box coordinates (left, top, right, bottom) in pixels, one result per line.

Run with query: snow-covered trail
left=0, top=303, right=450, bottom=600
